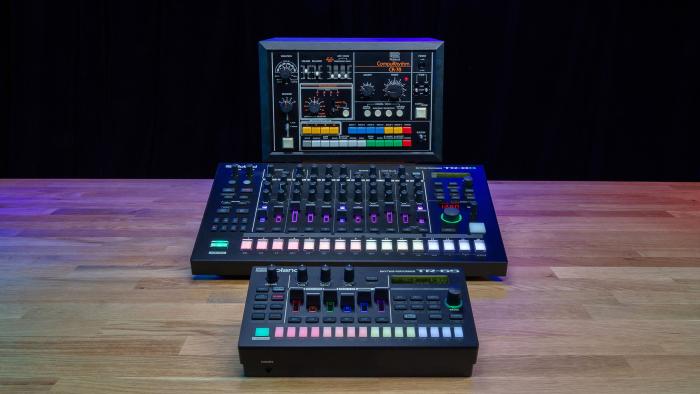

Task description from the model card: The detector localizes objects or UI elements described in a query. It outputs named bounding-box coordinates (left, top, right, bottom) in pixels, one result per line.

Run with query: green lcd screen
left=433, top=172, right=470, bottom=179
left=391, top=275, right=449, bottom=285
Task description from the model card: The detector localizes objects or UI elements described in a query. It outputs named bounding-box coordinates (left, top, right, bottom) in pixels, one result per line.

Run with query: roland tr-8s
left=190, top=163, right=507, bottom=277
left=238, top=265, right=478, bottom=377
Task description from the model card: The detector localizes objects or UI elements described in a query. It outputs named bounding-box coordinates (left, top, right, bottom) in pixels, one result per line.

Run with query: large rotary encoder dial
left=383, top=78, right=406, bottom=100
left=307, top=97, right=323, bottom=115
left=360, top=82, right=375, bottom=98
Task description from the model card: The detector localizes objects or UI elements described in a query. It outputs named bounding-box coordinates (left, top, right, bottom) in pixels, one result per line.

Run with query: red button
left=402, top=140, right=412, bottom=147
left=402, top=126, right=412, bottom=134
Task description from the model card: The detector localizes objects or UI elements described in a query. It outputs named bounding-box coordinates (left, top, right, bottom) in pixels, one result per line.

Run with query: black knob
left=266, top=265, right=278, bottom=284
left=323, top=188, right=332, bottom=202
left=309, top=100, right=321, bottom=114
left=325, top=164, right=334, bottom=177
left=414, top=180, right=424, bottom=189
left=297, top=265, right=308, bottom=283
left=261, top=188, right=271, bottom=202
left=320, top=264, right=331, bottom=283
left=369, top=165, right=377, bottom=177
left=463, top=175, right=474, bottom=188
left=308, top=188, right=317, bottom=200
left=339, top=164, right=348, bottom=176
left=399, top=189, right=409, bottom=203
left=344, top=265, right=354, bottom=283
left=369, top=189, right=378, bottom=203
left=354, top=188, right=363, bottom=202
left=446, top=288, right=462, bottom=307
left=245, top=164, right=254, bottom=177
left=414, top=189, right=425, bottom=203
left=398, top=165, right=406, bottom=176
left=278, top=98, right=293, bottom=113
left=279, top=67, right=292, bottom=81
left=292, top=188, right=301, bottom=201
left=441, top=207, right=462, bottom=224
left=360, top=83, right=375, bottom=98
left=311, top=164, right=319, bottom=175
left=384, top=189, right=393, bottom=200
left=354, top=175, right=362, bottom=183
left=268, top=164, right=275, bottom=174
left=276, top=187, right=287, bottom=201
left=338, top=189, right=347, bottom=202
left=384, top=80, right=404, bottom=99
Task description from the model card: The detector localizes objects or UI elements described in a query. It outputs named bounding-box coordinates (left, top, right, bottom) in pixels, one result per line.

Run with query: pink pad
left=286, top=327, right=296, bottom=338
left=274, top=327, right=284, bottom=338
left=298, top=327, right=308, bottom=337
left=323, top=327, right=332, bottom=337
left=358, top=327, right=368, bottom=337
left=347, top=327, right=356, bottom=337
left=310, top=327, right=320, bottom=337
left=335, top=326, right=343, bottom=337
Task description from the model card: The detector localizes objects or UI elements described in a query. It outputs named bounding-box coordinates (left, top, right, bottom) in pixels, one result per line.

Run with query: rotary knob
left=338, top=189, right=347, bottom=202
left=266, top=264, right=278, bottom=284
left=320, top=264, right=331, bottom=283
left=446, top=288, right=462, bottom=308
left=360, top=82, right=375, bottom=98
left=278, top=97, right=295, bottom=113
left=383, top=78, right=406, bottom=100
left=297, top=265, right=308, bottom=283
left=323, top=188, right=332, bottom=202
left=369, top=189, right=378, bottom=203
left=441, top=207, right=462, bottom=224
left=325, top=164, right=334, bottom=177
left=344, top=265, right=354, bottom=283
left=308, top=97, right=322, bottom=114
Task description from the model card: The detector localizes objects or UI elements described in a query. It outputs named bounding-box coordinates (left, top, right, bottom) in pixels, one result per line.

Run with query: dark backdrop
left=5, top=0, right=700, bottom=180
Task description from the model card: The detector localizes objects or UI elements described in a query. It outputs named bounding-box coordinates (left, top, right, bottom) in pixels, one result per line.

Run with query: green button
left=210, top=240, right=229, bottom=248
left=376, top=140, right=385, bottom=147
left=393, top=140, right=402, bottom=147
left=406, top=327, right=416, bottom=338
left=371, top=327, right=380, bottom=337
left=394, top=327, right=404, bottom=337
left=367, top=140, right=376, bottom=147
left=383, top=327, right=392, bottom=337
left=254, top=327, right=270, bottom=337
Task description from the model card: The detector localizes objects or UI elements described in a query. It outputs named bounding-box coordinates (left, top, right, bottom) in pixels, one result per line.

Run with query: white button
left=430, top=327, right=440, bottom=337
left=442, top=327, right=452, bottom=338
left=334, top=239, right=346, bottom=251
left=319, top=239, right=330, bottom=251
left=381, top=240, right=393, bottom=251
left=415, top=107, right=427, bottom=119
left=350, top=239, right=362, bottom=251
left=366, top=239, right=377, bottom=251
left=428, top=240, right=440, bottom=251
left=474, top=239, right=486, bottom=252
left=342, top=109, right=350, bottom=117
left=454, top=327, right=464, bottom=338
left=287, top=239, right=299, bottom=250
left=364, top=110, right=371, bottom=117
left=256, top=239, right=268, bottom=250
left=272, top=239, right=284, bottom=250
left=396, top=240, right=408, bottom=251
left=374, top=109, right=382, bottom=117
left=385, top=109, right=393, bottom=117
left=304, top=239, right=315, bottom=251
left=394, top=326, right=404, bottom=337
left=469, top=222, right=486, bottom=234
left=396, top=109, right=404, bottom=117
left=443, top=239, right=455, bottom=251
left=240, top=239, right=253, bottom=250
left=458, top=239, right=470, bottom=251
left=412, top=239, right=424, bottom=252
left=418, top=327, right=428, bottom=338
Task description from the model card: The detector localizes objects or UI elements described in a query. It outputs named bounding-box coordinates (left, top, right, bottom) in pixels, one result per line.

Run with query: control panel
left=259, top=38, right=444, bottom=161
left=238, top=265, right=478, bottom=377
left=190, top=163, right=507, bottom=277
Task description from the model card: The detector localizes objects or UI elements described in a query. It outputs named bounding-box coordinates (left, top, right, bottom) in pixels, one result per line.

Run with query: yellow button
left=312, top=127, right=321, bottom=134
left=321, top=126, right=330, bottom=134
left=330, top=126, right=339, bottom=134
left=302, top=126, right=311, bottom=135
left=393, top=126, right=403, bottom=134
left=384, top=126, right=393, bottom=134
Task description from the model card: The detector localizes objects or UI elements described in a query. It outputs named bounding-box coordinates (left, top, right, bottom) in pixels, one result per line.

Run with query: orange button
left=330, top=126, right=339, bottom=134
left=402, top=126, right=412, bottom=134
left=393, top=126, right=402, bottom=134
left=312, top=127, right=321, bottom=134
left=402, top=139, right=412, bottom=147
left=321, top=126, right=330, bottom=134
left=302, top=126, right=312, bottom=135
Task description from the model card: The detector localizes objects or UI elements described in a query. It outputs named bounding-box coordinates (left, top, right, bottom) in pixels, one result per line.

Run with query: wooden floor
left=1, top=179, right=699, bottom=393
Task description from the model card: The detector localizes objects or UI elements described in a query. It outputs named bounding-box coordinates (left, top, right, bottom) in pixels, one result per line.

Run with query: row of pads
left=302, top=139, right=412, bottom=148
left=240, top=238, right=487, bottom=253
left=253, top=325, right=465, bottom=339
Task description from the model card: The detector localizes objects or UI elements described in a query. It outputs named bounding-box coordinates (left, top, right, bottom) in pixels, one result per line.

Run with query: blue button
left=348, top=127, right=358, bottom=135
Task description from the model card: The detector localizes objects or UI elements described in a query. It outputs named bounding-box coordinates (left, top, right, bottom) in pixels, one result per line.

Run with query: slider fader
left=238, top=265, right=478, bottom=377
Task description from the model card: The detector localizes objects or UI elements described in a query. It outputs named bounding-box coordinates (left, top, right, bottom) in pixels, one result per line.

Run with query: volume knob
left=266, top=264, right=278, bottom=284
left=297, top=265, right=308, bottom=283
left=446, top=288, right=462, bottom=308
left=344, top=265, right=354, bottom=283
left=320, top=264, right=331, bottom=283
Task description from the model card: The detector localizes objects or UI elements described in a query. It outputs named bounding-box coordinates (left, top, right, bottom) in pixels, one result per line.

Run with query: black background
left=5, top=0, right=699, bottom=180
